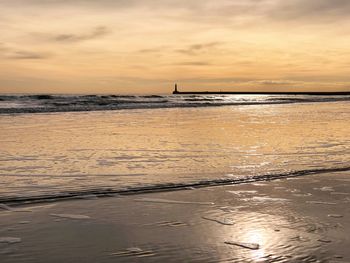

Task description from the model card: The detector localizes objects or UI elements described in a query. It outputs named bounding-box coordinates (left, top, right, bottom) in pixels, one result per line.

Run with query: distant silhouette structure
left=172, top=84, right=350, bottom=95
left=173, top=83, right=179, bottom=94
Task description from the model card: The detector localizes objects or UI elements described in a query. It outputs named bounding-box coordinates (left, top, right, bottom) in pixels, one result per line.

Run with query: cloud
left=138, top=48, right=161, bottom=53
left=5, top=1, right=350, bottom=29
left=2, top=0, right=137, bottom=8
left=268, top=0, right=350, bottom=22
left=46, top=26, right=110, bottom=43
left=176, top=61, right=211, bottom=66
left=0, top=43, right=8, bottom=52
left=5, top=50, right=51, bottom=60
left=0, top=49, right=51, bottom=60
left=250, top=80, right=302, bottom=85
left=177, top=77, right=251, bottom=84
left=176, top=42, right=222, bottom=55
left=197, top=0, right=350, bottom=24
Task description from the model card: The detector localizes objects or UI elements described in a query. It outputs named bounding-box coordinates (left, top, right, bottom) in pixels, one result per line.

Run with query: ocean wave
left=1, top=166, right=349, bottom=206
left=0, top=94, right=350, bottom=114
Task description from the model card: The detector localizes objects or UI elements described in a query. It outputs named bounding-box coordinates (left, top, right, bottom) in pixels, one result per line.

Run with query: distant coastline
left=172, top=83, right=350, bottom=95
left=173, top=90, right=350, bottom=96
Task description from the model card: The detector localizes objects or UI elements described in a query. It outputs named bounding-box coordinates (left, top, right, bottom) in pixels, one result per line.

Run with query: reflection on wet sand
left=1, top=172, right=349, bottom=262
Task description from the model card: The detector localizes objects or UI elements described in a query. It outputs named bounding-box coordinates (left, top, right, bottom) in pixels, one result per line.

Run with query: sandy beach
left=1, top=171, right=349, bottom=263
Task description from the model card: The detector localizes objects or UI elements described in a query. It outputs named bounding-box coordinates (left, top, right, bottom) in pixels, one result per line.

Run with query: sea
left=0, top=94, right=349, bottom=204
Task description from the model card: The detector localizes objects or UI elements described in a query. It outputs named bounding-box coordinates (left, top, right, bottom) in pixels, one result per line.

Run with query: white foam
left=314, top=187, right=334, bottom=192
left=126, top=247, right=143, bottom=253
left=227, top=190, right=258, bottom=196
left=252, top=183, right=267, bottom=186
left=0, top=237, right=21, bottom=244
left=249, top=196, right=289, bottom=202
left=50, top=213, right=91, bottom=219
left=134, top=198, right=214, bottom=205
left=330, top=192, right=350, bottom=196
left=328, top=214, right=343, bottom=218
left=26, top=204, right=57, bottom=210
left=293, top=193, right=312, bottom=197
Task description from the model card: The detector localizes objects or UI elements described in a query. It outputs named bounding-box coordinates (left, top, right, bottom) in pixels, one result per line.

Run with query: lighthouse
left=173, top=83, right=179, bottom=94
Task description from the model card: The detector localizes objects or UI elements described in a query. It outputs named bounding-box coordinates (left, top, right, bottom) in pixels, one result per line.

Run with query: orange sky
left=1, top=0, right=350, bottom=94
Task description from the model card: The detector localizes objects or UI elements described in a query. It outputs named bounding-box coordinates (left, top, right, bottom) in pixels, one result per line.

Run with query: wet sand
left=1, top=172, right=350, bottom=263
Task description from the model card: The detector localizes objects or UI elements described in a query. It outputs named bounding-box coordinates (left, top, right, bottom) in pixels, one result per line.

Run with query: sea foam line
left=0, top=166, right=350, bottom=206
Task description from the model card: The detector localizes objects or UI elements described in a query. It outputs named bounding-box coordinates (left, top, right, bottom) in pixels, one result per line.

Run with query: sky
left=1, top=0, right=350, bottom=94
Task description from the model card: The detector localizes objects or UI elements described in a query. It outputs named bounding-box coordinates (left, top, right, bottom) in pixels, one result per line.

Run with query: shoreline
left=1, top=165, right=350, bottom=207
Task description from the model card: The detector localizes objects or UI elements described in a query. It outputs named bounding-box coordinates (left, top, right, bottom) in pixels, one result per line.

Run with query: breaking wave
left=1, top=94, right=350, bottom=114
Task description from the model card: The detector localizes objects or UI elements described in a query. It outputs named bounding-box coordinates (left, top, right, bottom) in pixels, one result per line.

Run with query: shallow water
left=0, top=100, right=349, bottom=201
